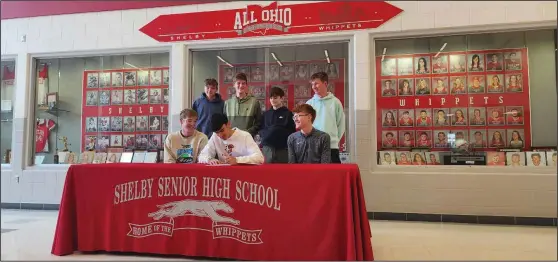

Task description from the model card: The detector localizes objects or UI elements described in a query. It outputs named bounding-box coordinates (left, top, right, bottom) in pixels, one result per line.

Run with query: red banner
left=376, top=48, right=531, bottom=151
left=218, top=59, right=347, bottom=152
left=81, top=68, right=170, bottom=152
left=140, top=1, right=403, bottom=42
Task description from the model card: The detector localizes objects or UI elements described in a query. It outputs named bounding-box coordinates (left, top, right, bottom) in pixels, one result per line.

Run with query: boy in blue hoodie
left=306, top=72, right=345, bottom=163
left=258, top=86, right=296, bottom=163
left=193, top=78, right=225, bottom=138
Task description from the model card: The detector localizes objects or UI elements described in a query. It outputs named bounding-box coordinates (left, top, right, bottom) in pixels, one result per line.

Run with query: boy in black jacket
left=258, top=86, right=296, bottom=163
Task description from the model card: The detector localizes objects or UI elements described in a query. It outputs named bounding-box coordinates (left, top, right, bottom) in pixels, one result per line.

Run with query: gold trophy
left=57, top=136, right=72, bottom=164
left=58, top=136, right=71, bottom=152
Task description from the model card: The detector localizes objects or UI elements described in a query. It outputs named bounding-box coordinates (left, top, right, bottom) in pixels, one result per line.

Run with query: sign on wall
left=140, top=1, right=403, bottom=42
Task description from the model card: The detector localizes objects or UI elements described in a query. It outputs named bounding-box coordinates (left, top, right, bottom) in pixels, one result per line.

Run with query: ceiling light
left=435, top=43, right=448, bottom=58
left=271, top=52, right=283, bottom=67
left=216, top=55, right=233, bottom=68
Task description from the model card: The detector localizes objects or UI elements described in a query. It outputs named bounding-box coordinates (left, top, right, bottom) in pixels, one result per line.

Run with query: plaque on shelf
left=106, top=152, right=122, bottom=163
left=80, top=151, right=95, bottom=164
left=132, top=151, right=146, bottom=163
left=145, top=152, right=158, bottom=163
left=120, top=152, right=134, bottom=163
left=93, top=153, right=107, bottom=164
left=58, top=151, right=68, bottom=164
left=65, top=152, right=76, bottom=164
left=447, top=153, right=485, bottom=165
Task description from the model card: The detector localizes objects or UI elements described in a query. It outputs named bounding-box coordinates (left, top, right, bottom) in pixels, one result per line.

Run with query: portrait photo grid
left=376, top=48, right=530, bottom=152
left=82, top=67, right=170, bottom=153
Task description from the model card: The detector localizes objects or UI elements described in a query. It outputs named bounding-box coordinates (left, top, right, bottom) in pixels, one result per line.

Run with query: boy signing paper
left=198, top=113, right=264, bottom=165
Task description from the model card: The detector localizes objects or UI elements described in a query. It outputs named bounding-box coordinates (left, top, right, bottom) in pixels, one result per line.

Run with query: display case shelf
left=38, top=106, right=70, bottom=117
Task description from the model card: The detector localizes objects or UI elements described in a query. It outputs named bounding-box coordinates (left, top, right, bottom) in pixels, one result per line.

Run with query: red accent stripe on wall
left=1, top=1, right=224, bottom=20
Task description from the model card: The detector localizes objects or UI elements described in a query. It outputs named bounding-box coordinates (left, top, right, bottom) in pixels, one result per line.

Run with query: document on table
left=206, top=164, right=231, bottom=166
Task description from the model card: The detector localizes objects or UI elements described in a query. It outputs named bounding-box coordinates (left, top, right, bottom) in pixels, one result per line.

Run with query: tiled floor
left=1, top=209, right=556, bottom=260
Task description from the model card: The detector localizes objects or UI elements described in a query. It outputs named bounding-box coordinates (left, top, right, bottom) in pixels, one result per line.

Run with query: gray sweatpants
left=262, top=146, right=288, bottom=163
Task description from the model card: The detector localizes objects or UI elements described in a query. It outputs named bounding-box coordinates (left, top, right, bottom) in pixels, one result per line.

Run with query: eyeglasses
left=292, top=114, right=309, bottom=120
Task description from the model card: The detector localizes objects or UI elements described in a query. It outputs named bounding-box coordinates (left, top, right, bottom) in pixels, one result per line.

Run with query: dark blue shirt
left=193, top=93, right=224, bottom=138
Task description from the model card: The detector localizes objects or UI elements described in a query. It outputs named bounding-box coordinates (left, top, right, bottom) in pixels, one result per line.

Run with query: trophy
left=58, top=136, right=71, bottom=152
left=57, top=136, right=72, bottom=164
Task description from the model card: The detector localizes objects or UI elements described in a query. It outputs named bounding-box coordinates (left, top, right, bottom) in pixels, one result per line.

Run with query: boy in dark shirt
left=258, top=86, right=296, bottom=163
left=287, top=104, right=331, bottom=164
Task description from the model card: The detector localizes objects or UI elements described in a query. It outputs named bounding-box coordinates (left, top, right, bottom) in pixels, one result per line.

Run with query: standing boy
left=224, top=73, right=262, bottom=137
left=306, top=72, right=345, bottom=163
left=193, top=78, right=224, bottom=138
left=258, top=86, right=296, bottom=163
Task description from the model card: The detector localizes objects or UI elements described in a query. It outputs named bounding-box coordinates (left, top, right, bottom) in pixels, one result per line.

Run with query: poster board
left=81, top=67, right=170, bottom=152
left=376, top=48, right=531, bottom=152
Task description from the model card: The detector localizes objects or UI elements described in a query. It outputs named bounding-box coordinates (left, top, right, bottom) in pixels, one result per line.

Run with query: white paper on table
left=206, top=164, right=231, bottom=166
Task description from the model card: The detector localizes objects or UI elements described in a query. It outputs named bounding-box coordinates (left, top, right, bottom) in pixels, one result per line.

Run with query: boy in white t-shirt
left=198, top=114, right=264, bottom=165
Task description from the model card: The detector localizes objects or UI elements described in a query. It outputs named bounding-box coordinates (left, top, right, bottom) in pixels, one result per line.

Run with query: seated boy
left=287, top=104, right=331, bottom=164
left=164, top=109, right=208, bottom=163
left=198, top=113, right=264, bottom=165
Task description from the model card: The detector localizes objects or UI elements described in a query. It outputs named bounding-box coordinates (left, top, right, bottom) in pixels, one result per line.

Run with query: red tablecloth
left=51, top=164, right=373, bottom=261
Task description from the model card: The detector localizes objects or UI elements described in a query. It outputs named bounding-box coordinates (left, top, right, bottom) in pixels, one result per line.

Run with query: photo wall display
left=81, top=67, right=170, bottom=152
left=376, top=48, right=531, bottom=152
left=218, top=59, right=348, bottom=152
left=378, top=151, right=557, bottom=167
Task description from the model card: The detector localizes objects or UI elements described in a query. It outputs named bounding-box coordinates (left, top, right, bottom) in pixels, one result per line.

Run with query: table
left=51, top=164, right=373, bottom=261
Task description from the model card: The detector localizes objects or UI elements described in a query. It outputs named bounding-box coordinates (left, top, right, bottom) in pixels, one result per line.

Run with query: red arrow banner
left=140, top=1, right=403, bottom=42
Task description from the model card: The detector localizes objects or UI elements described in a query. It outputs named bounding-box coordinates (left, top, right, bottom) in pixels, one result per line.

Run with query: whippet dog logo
left=127, top=199, right=263, bottom=244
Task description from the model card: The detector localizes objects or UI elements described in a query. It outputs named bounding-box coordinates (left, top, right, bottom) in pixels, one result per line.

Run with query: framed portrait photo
left=506, top=152, right=525, bottom=167
left=379, top=151, right=397, bottom=166
left=431, top=55, right=448, bottom=74
left=397, top=57, right=413, bottom=76
left=526, top=152, right=547, bottom=167
left=381, top=58, right=397, bottom=76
